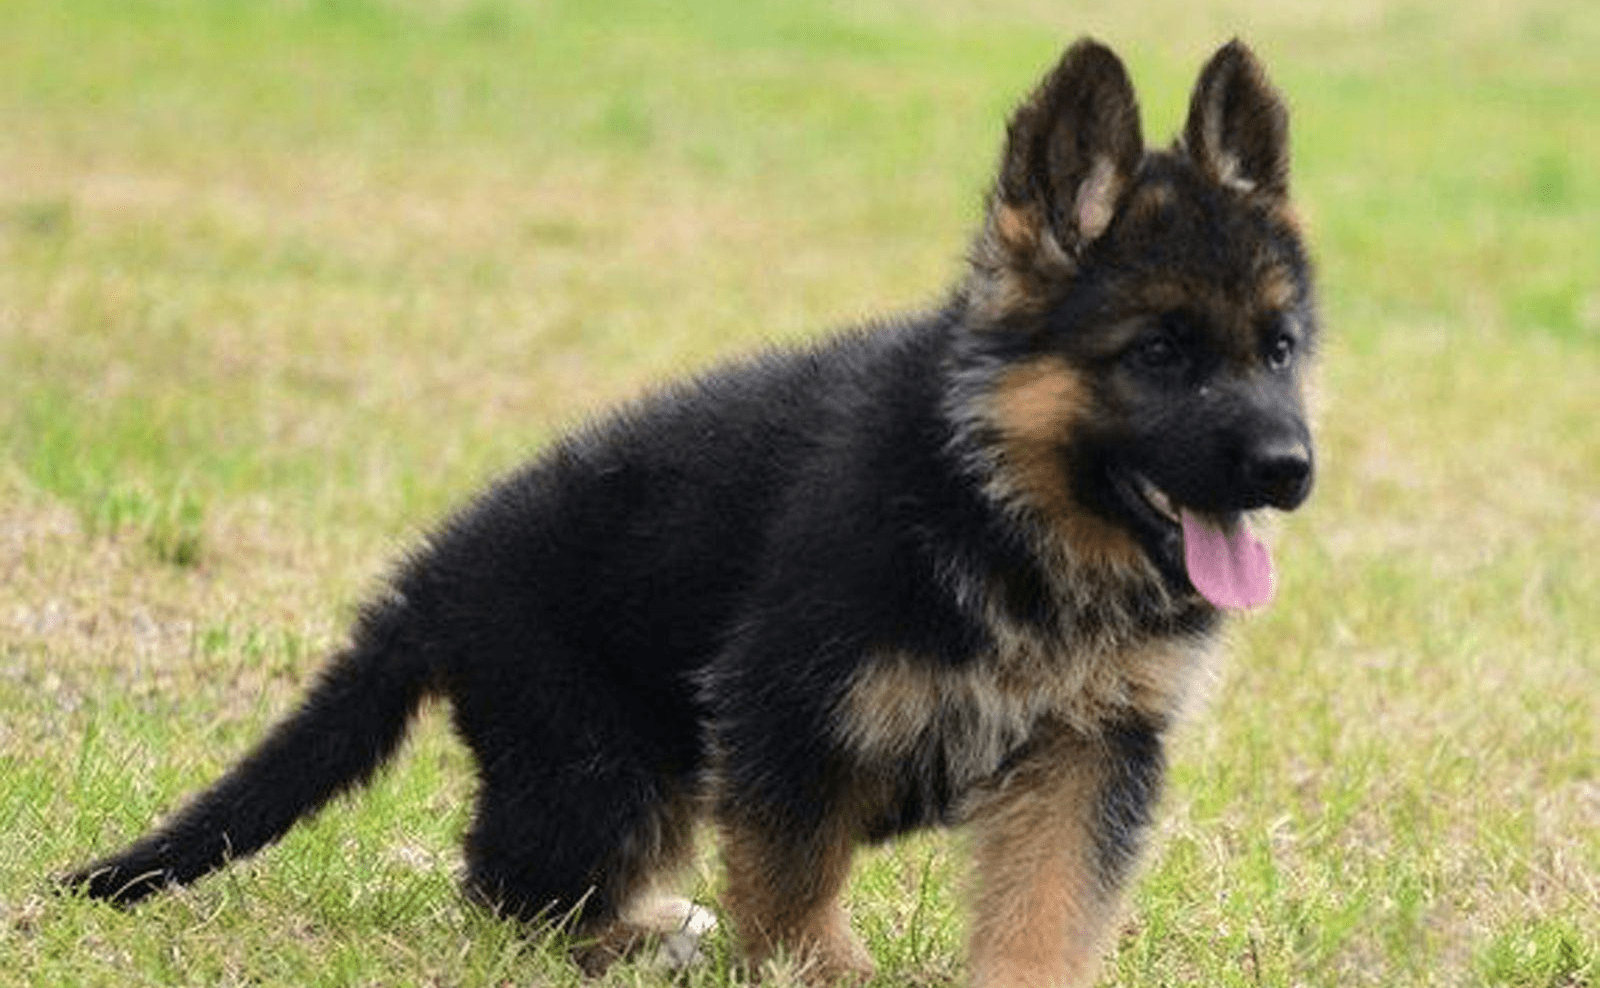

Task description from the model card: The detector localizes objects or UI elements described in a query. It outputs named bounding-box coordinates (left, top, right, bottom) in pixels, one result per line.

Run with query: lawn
left=1, top=0, right=1595, bottom=985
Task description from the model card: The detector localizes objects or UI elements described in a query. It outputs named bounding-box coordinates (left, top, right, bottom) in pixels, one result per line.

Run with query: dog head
left=954, top=39, right=1318, bottom=610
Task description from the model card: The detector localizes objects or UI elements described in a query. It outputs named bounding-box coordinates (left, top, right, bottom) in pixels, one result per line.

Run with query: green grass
left=2, top=0, right=1596, bottom=985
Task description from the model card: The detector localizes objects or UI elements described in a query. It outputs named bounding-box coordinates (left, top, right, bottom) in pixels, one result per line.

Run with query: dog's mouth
left=1109, top=469, right=1274, bottom=610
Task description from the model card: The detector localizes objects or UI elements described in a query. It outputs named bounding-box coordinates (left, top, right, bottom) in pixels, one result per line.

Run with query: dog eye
left=1134, top=336, right=1183, bottom=370
left=1266, top=332, right=1295, bottom=370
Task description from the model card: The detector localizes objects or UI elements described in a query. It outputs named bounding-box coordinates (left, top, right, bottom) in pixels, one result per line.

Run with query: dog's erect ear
left=967, top=39, right=1143, bottom=319
left=995, top=38, right=1143, bottom=254
left=1182, top=39, right=1289, bottom=201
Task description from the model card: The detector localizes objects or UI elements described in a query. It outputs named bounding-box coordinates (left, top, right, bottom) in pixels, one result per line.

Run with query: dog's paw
left=626, top=894, right=718, bottom=970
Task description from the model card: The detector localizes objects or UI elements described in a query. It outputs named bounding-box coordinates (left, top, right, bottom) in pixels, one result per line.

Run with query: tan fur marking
left=1258, top=264, right=1297, bottom=312
left=837, top=640, right=1214, bottom=798
left=994, top=201, right=1043, bottom=254
left=967, top=202, right=1075, bottom=323
left=834, top=639, right=1216, bottom=986
left=1129, top=279, right=1196, bottom=315
left=719, top=818, right=875, bottom=985
left=1273, top=200, right=1303, bottom=234
left=1124, top=180, right=1175, bottom=224
left=983, top=358, right=1142, bottom=567
left=966, top=731, right=1122, bottom=988
left=835, top=655, right=940, bottom=762
left=990, top=357, right=1083, bottom=449
left=987, top=358, right=1088, bottom=533
left=991, top=199, right=1071, bottom=271
left=972, top=273, right=1038, bottom=324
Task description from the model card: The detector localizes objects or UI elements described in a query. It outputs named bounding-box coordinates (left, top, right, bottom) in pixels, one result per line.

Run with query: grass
left=1, top=0, right=1596, bottom=985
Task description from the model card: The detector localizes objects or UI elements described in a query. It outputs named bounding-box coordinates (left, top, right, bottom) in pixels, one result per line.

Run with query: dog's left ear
left=1182, top=39, right=1290, bottom=201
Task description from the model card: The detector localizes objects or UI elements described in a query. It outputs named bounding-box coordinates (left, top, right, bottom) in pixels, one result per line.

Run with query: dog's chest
left=835, top=631, right=1217, bottom=805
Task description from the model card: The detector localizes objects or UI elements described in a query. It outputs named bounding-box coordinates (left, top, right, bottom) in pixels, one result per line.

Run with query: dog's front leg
left=965, top=721, right=1165, bottom=988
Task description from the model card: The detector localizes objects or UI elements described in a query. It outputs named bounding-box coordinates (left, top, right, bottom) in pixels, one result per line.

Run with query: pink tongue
left=1181, top=509, right=1274, bottom=610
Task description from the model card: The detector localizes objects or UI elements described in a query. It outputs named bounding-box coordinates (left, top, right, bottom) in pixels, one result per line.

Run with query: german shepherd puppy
left=65, top=38, right=1317, bottom=987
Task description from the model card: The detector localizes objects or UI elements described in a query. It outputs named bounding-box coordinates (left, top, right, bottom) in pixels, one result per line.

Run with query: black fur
left=1092, top=720, right=1166, bottom=889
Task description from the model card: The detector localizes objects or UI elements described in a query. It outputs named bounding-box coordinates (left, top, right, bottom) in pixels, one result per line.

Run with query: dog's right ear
left=1181, top=39, right=1290, bottom=203
left=970, top=39, right=1143, bottom=317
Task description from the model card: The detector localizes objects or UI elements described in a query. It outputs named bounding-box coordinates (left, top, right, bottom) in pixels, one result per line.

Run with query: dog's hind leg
left=459, top=743, right=702, bottom=967
left=715, top=807, right=875, bottom=985
left=444, top=635, right=705, bottom=970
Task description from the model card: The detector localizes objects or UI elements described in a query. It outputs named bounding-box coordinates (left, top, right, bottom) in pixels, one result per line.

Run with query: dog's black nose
left=1242, top=440, right=1313, bottom=509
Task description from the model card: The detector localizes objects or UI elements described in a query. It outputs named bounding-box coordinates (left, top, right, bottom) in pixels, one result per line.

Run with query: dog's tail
left=62, top=595, right=435, bottom=906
